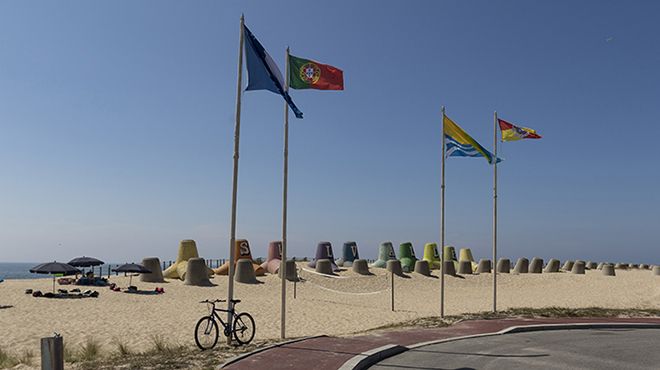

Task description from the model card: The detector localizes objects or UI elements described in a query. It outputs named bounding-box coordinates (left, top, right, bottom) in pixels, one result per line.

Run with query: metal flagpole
left=492, top=111, right=498, bottom=313
left=280, top=47, right=290, bottom=339
left=227, top=14, right=245, bottom=344
left=440, top=106, right=446, bottom=318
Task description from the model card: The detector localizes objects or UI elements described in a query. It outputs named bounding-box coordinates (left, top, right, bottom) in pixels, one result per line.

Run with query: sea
left=0, top=263, right=42, bottom=279
left=0, top=263, right=122, bottom=280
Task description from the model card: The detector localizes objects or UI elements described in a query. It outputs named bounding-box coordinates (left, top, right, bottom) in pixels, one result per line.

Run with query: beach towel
left=123, top=290, right=160, bottom=295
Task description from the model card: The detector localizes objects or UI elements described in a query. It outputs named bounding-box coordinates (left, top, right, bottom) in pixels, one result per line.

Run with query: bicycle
left=194, top=299, right=256, bottom=350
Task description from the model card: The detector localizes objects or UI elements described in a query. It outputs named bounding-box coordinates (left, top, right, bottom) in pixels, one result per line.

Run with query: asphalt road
left=370, top=328, right=660, bottom=370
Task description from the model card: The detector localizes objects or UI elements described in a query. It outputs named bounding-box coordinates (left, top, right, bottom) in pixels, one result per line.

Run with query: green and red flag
left=288, top=54, right=344, bottom=90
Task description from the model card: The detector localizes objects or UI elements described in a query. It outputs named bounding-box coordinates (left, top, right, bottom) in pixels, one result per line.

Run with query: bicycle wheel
left=195, top=316, right=219, bottom=350
left=232, top=312, right=255, bottom=345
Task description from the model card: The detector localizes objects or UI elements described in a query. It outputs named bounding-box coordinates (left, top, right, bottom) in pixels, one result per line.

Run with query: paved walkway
left=372, top=328, right=660, bottom=370
left=222, top=317, right=660, bottom=370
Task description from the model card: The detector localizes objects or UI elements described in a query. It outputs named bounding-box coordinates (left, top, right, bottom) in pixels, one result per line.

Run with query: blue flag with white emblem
left=243, top=25, right=303, bottom=119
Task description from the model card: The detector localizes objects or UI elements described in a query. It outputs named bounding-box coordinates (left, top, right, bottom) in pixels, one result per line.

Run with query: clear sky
left=1, top=0, right=659, bottom=264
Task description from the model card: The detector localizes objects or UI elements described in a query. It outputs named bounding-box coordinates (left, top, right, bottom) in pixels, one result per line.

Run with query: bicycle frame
left=206, top=301, right=239, bottom=335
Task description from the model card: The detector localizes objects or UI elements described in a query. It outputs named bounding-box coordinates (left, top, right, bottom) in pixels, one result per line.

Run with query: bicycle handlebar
left=199, top=299, right=226, bottom=304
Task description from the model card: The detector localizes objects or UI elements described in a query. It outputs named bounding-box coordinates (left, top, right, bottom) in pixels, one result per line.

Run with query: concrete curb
left=408, top=322, right=660, bottom=349
left=336, top=344, right=408, bottom=370
left=341, top=322, right=660, bottom=369
left=219, top=335, right=327, bottom=369
left=501, top=322, right=660, bottom=334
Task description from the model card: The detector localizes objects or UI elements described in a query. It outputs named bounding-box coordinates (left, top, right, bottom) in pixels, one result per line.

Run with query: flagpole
left=227, top=14, right=245, bottom=344
left=492, top=111, right=498, bottom=313
left=280, top=46, right=290, bottom=340
left=440, top=106, right=446, bottom=318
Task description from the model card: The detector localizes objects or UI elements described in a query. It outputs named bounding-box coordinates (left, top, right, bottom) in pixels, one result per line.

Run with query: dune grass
left=113, top=338, right=132, bottom=357
left=17, top=349, right=34, bottom=366
left=78, top=337, right=102, bottom=362
left=147, top=334, right=184, bottom=355
left=63, top=342, right=76, bottom=363
left=0, top=347, right=35, bottom=369
left=0, top=347, right=19, bottom=369
left=70, top=337, right=280, bottom=370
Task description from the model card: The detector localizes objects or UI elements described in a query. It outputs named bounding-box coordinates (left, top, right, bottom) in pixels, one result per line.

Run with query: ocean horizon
left=0, top=263, right=43, bottom=279
left=0, top=262, right=134, bottom=280
left=0, top=259, right=230, bottom=280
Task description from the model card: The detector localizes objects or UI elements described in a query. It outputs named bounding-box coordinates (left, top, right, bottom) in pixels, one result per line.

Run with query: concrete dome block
left=163, top=239, right=201, bottom=279
left=234, top=259, right=259, bottom=284
left=176, top=240, right=200, bottom=262
left=215, top=239, right=266, bottom=276
left=496, top=258, right=511, bottom=273
left=443, top=246, right=457, bottom=263
left=398, top=242, right=417, bottom=273
left=443, top=260, right=456, bottom=276
left=141, top=257, right=165, bottom=283
left=372, top=242, right=397, bottom=268
left=308, top=242, right=339, bottom=271
left=639, top=264, right=649, bottom=270
left=458, top=248, right=475, bottom=262
left=352, top=259, right=371, bottom=275
left=422, top=243, right=442, bottom=269
left=596, top=262, right=605, bottom=270
left=586, top=261, right=598, bottom=270
left=459, top=248, right=478, bottom=272
left=562, top=260, right=574, bottom=272
left=279, top=260, right=298, bottom=281
left=529, top=257, right=543, bottom=274
left=628, top=263, right=639, bottom=269
left=513, top=258, right=529, bottom=274
left=653, top=265, right=660, bottom=276
left=176, top=261, right=188, bottom=281
left=458, top=260, right=473, bottom=275
left=261, top=241, right=282, bottom=274
left=614, top=263, right=627, bottom=270
left=184, top=258, right=214, bottom=286
left=544, top=259, right=560, bottom=273
left=602, top=264, right=616, bottom=276
left=337, top=242, right=359, bottom=267
left=442, top=246, right=460, bottom=272
left=386, top=259, right=404, bottom=277
left=571, top=261, right=586, bottom=274
left=477, top=259, right=492, bottom=273
left=315, top=259, right=334, bottom=275
left=414, top=260, right=431, bottom=276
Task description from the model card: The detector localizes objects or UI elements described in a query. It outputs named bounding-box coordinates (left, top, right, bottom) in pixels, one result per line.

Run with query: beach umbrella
left=68, top=256, right=104, bottom=267
left=29, top=262, right=81, bottom=293
left=68, top=256, right=105, bottom=276
left=112, top=263, right=151, bottom=286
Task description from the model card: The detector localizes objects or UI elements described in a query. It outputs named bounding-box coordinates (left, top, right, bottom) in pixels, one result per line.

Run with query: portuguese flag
left=288, top=54, right=344, bottom=90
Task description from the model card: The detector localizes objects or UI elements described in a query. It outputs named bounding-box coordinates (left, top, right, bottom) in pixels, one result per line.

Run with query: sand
left=0, top=264, right=658, bottom=356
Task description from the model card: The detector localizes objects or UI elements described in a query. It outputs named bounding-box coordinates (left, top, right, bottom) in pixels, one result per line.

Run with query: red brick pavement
left=223, top=317, right=660, bottom=369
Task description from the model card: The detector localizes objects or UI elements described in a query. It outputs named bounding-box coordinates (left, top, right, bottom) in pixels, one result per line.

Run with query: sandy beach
left=0, top=263, right=658, bottom=357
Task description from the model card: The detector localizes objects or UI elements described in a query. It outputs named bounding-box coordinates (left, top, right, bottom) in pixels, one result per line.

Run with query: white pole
left=280, top=47, right=290, bottom=339
left=440, top=106, right=446, bottom=318
left=227, top=14, right=245, bottom=344
left=492, top=111, right=498, bottom=313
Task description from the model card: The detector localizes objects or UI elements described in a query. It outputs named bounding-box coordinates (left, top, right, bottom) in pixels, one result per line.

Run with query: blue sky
left=1, top=0, right=658, bottom=264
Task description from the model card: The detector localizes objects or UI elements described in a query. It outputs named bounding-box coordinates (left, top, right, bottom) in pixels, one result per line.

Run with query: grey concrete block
left=513, top=258, right=529, bottom=274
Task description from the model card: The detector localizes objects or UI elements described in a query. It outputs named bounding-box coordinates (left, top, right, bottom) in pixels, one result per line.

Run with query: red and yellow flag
left=498, top=119, right=541, bottom=142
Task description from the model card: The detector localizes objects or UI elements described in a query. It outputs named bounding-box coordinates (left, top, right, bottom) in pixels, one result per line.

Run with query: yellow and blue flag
left=443, top=115, right=500, bottom=164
